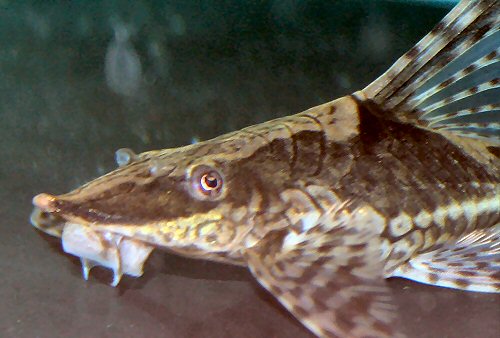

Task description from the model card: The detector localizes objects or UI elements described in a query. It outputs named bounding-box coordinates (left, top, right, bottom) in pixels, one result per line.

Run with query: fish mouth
left=30, top=193, right=154, bottom=286
left=30, top=205, right=67, bottom=237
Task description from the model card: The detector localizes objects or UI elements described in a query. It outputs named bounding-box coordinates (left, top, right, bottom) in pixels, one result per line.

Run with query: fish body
left=31, top=1, right=499, bottom=337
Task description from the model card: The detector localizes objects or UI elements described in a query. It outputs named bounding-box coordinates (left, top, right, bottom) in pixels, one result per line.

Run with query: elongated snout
left=32, top=193, right=58, bottom=212
left=30, top=193, right=65, bottom=237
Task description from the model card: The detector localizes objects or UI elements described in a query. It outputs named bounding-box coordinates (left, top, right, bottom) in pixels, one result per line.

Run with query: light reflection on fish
left=31, top=1, right=499, bottom=337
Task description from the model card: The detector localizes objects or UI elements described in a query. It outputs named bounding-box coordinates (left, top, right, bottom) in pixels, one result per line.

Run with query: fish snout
left=32, top=193, right=58, bottom=212
left=30, top=193, right=65, bottom=237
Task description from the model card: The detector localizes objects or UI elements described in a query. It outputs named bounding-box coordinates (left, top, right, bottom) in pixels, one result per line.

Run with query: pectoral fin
left=244, top=206, right=399, bottom=338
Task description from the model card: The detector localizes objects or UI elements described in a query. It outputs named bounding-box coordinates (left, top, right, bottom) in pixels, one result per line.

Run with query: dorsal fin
left=359, top=0, right=499, bottom=147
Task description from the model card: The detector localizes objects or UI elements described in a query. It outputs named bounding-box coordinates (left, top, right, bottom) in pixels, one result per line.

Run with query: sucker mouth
left=30, top=196, right=154, bottom=287
left=62, top=223, right=154, bottom=286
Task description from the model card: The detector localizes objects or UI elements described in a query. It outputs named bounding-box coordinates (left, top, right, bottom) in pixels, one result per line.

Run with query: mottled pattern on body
left=30, top=1, right=499, bottom=337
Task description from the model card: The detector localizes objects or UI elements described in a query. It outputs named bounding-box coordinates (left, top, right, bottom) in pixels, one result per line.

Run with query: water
left=0, top=1, right=498, bottom=337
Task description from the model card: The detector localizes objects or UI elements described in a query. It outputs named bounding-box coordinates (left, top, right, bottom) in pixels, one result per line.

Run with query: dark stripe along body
left=30, top=1, right=500, bottom=337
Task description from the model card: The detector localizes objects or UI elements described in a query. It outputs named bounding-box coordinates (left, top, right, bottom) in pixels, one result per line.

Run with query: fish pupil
left=201, top=173, right=219, bottom=190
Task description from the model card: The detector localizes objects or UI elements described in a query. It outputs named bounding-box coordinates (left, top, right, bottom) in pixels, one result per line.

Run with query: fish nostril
left=32, top=193, right=58, bottom=212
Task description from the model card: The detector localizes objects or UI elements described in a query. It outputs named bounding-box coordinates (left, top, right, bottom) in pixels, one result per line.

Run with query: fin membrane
left=244, top=205, right=400, bottom=338
left=392, top=226, right=500, bottom=293
left=362, top=0, right=499, bottom=144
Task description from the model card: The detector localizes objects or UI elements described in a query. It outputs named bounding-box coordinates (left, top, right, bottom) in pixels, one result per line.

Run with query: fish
left=30, top=1, right=499, bottom=337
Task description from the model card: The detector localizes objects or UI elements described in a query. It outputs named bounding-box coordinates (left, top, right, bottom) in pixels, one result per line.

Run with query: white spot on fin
left=389, top=212, right=413, bottom=237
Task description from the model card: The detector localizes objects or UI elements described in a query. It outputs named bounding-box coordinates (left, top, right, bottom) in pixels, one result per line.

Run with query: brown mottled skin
left=34, top=95, right=498, bottom=263
left=30, top=1, right=500, bottom=336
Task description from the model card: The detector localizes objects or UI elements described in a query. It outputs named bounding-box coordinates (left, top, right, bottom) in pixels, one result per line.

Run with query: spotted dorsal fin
left=360, top=0, right=499, bottom=146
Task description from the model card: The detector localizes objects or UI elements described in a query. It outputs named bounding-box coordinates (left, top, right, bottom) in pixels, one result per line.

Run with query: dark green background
left=1, top=1, right=498, bottom=337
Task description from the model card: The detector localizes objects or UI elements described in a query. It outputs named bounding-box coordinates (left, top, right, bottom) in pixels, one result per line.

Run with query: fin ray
left=392, top=226, right=500, bottom=293
left=245, top=204, right=400, bottom=338
left=361, top=0, right=499, bottom=145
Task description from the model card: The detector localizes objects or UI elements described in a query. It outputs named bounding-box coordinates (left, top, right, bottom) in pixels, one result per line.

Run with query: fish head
left=30, top=132, right=291, bottom=284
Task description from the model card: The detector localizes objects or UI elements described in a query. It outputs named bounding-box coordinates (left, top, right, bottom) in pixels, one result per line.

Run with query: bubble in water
left=270, top=0, right=300, bottom=27
left=358, top=12, right=393, bottom=62
left=104, top=18, right=143, bottom=98
left=77, top=15, right=92, bottom=38
left=115, top=148, right=137, bottom=167
left=147, top=40, right=170, bottom=80
left=25, top=9, right=51, bottom=40
left=169, top=14, right=186, bottom=36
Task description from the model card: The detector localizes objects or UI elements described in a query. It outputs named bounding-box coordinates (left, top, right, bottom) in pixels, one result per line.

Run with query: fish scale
left=30, top=1, right=499, bottom=337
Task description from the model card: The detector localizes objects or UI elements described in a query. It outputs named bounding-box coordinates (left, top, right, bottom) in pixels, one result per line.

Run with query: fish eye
left=189, top=165, right=224, bottom=200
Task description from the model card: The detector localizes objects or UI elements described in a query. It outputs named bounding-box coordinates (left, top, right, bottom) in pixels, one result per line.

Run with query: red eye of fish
left=189, top=165, right=224, bottom=200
